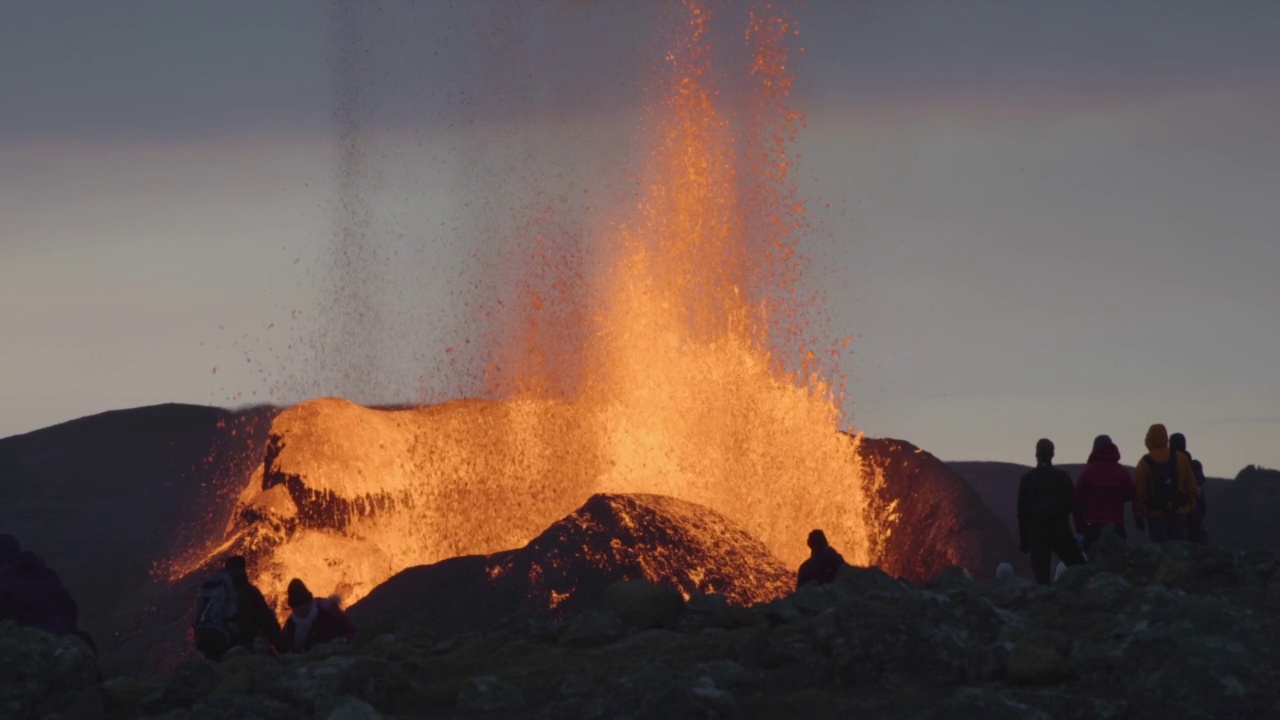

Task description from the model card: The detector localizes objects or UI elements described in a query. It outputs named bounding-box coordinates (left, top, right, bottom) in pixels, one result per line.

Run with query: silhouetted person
left=0, top=534, right=95, bottom=653
left=796, top=529, right=846, bottom=590
left=225, top=556, right=283, bottom=653
left=1072, top=434, right=1136, bottom=553
left=279, top=578, right=356, bottom=653
left=1017, top=439, right=1085, bottom=584
left=1170, top=432, right=1209, bottom=545
left=194, top=555, right=281, bottom=660
left=1133, top=424, right=1198, bottom=544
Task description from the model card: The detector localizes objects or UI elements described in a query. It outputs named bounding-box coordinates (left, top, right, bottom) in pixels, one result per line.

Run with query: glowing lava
left=191, top=1, right=896, bottom=613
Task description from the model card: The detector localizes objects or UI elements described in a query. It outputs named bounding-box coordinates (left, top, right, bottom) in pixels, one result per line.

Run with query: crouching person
left=280, top=578, right=356, bottom=653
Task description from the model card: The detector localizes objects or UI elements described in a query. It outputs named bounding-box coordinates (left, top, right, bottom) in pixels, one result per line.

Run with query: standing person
left=1170, top=432, right=1209, bottom=544
left=796, top=529, right=846, bottom=589
left=1018, top=438, right=1085, bottom=584
left=280, top=578, right=356, bottom=653
left=1072, top=434, right=1136, bottom=553
left=1132, top=424, right=1198, bottom=544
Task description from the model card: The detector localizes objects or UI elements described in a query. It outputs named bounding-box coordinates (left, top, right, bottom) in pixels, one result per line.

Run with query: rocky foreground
left=7, top=534, right=1280, bottom=720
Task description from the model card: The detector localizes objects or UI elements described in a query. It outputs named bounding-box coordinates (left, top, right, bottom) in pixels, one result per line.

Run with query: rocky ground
left=6, top=532, right=1280, bottom=720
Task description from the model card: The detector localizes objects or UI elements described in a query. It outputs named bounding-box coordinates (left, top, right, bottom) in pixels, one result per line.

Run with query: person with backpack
left=193, top=556, right=281, bottom=660
left=0, top=533, right=95, bottom=653
left=279, top=578, right=356, bottom=653
left=1072, top=434, right=1136, bottom=553
left=1170, top=432, right=1210, bottom=544
left=1132, top=424, right=1198, bottom=544
left=1017, top=438, right=1085, bottom=584
left=796, top=529, right=847, bottom=589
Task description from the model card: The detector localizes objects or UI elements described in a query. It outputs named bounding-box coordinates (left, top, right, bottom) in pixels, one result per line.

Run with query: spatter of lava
left=188, top=1, right=896, bottom=613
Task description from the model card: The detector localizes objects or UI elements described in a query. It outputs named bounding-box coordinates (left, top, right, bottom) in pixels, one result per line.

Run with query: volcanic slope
left=349, top=493, right=795, bottom=641
left=0, top=403, right=277, bottom=675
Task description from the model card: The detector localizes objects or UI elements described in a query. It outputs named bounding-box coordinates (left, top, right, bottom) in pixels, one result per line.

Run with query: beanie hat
left=287, top=578, right=313, bottom=609
left=1093, top=434, right=1112, bottom=449
left=1035, top=438, right=1055, bottom=463
left=1169, top=432, right=1187, bottom=452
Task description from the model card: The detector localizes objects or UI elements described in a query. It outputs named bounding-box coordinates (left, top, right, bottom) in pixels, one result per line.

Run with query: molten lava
left=187, top=1, right=898, bottom=614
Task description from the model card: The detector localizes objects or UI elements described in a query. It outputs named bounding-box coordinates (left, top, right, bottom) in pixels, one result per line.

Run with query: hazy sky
left=2, top=0, right=1277, bottom=475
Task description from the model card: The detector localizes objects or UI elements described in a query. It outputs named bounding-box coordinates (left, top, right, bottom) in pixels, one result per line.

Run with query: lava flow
left=185, top=1, right=896, bottom=614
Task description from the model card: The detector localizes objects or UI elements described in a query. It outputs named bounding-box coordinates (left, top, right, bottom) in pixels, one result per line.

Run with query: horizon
left=2, top=0, right=1278, bottom=474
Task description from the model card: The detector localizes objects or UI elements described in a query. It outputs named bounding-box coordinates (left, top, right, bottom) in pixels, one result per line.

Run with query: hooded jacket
left=1072, top=442, right=1135, bottom=532
left=280, top=597, right=356, bottom=653
left=1132, top=424, right=1198, bottom=518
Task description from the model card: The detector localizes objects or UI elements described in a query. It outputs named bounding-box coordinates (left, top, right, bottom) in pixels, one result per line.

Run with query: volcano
left=4, top=0, right=1011, bottom=681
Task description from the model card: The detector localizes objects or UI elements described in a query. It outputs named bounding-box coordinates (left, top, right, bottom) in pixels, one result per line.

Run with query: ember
left=186, top=1, right=896, bottom=614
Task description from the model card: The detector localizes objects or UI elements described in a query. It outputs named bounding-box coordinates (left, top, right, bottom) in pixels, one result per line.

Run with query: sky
left=2, top=0, right=1278, bottom=476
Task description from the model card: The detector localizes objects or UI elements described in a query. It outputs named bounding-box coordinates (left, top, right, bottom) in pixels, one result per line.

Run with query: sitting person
left=796, top=529, right=846, bottom=589
left=279, top=578, right=356, bottom=653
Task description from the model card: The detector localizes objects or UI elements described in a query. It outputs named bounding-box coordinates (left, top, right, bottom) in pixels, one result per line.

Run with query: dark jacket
left=228, top=570, right=283, bottom=651
left=0, top=551, right=80, bottom=637
left=796, top=546, right=846, bottom=589
left=280, top=598, right=356, bottom=653
left=1072, top=442, right=1135, bottom=533
left=1018, top=463, right=1075, bottom=549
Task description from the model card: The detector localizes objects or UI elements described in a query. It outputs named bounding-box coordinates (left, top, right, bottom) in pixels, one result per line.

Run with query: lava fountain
left=191, top=1, right=896, bottom=612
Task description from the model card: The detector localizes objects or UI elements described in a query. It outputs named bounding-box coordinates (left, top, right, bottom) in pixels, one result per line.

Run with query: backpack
left=1143, top=453, right=1186, bottom=514
left=193, top=571, right=238, bottom=658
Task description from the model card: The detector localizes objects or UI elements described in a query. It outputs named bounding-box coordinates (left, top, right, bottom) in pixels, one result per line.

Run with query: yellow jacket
left=1132, top=424, right=1198, bottom=518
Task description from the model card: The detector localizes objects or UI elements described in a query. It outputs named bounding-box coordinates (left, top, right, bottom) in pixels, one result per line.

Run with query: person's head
left=224, top=555, right=248, bottom=580
left=995, top=562, right=1014, bottom=581
left=287, top=578, right=314, bottom=613
left=807, top=529, right=829, bottom=552
left=1169, top=432, right=1187, bottom=453
left=1144, top=423, right=1169, bottom=451
left=1093, top=434, right=1112, bottom=450
left=1035, top=438, right=1055, bottom=464
left=0, top=534, right=19, bottom=563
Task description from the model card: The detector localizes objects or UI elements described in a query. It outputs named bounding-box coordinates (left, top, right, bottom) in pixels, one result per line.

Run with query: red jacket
left=1072, top=442, right=1135, bottom=533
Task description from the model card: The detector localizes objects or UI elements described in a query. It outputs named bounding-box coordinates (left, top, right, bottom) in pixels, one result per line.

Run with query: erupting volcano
left=181, top=1, right=897, bottom=615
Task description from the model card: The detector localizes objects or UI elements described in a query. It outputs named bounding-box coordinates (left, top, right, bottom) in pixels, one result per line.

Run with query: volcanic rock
left=859, top=437, right=1021, bottom=582
left=348, top=493, right=794, bottom=641
left=72, top=536, right=1280, bottom=719
left=0, top=620, right=100, bottom=720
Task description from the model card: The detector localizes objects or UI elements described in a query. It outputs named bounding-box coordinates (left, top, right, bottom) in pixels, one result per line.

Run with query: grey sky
left=2, top=0, right=1278, bottom=475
